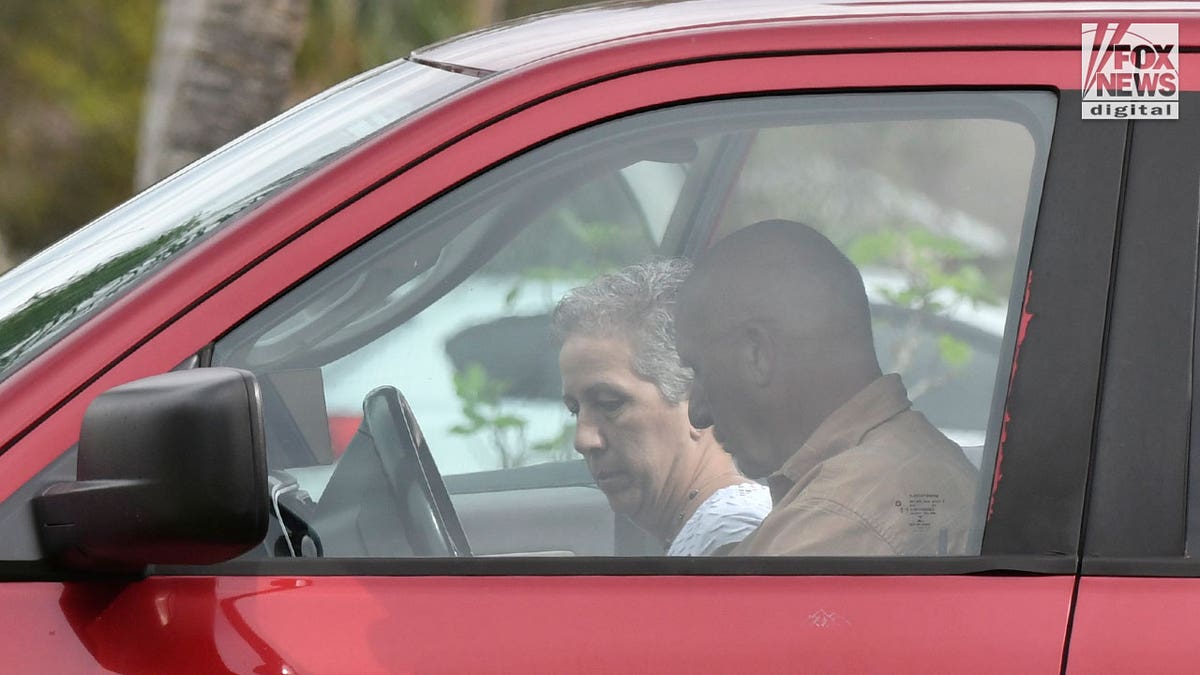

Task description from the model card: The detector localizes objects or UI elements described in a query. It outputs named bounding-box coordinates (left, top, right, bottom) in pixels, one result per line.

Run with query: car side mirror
left=34, top=368, right=269, bottom=571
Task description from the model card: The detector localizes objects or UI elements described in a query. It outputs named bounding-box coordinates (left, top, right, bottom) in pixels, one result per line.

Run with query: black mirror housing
left=34, top=368, right=269, bottom=571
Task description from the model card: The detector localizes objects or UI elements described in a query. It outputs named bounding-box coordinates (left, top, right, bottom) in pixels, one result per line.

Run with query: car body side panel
left=1066, top=577, right=1200, bottom=672
left=2, top=576, right=1074, bottom=673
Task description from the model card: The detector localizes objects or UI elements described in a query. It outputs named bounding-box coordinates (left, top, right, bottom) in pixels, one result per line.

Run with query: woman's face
left=559, top=334, right=696, bottom=522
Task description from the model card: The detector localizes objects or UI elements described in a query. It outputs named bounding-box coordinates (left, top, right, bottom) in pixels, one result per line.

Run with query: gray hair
left=552, top=258, right=694, bottom=404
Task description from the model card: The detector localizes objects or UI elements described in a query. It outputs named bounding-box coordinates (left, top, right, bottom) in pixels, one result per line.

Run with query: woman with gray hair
left=554, top=258, right=770, bottom=555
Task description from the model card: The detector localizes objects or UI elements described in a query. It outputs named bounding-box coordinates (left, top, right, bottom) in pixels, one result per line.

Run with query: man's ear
left=735, top=321, right=773, bottom=388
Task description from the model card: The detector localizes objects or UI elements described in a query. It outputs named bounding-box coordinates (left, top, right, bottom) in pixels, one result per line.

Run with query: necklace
left=670, top=470, right=744, bottom=534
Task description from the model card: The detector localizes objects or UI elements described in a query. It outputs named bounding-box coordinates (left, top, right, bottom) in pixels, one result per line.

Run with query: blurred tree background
left=0, top=0, right=590, bottom=273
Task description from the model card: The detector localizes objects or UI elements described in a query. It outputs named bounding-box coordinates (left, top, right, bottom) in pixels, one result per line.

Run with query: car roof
left=412, top=0, right=1197, bottom=74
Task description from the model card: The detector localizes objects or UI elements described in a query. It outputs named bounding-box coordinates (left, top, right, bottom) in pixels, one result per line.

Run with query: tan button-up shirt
left=732, top=374, right=978, bottom=556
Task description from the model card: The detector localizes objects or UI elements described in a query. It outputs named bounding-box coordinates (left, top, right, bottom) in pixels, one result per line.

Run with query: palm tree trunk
left=135, top=0, right=308, bottom=190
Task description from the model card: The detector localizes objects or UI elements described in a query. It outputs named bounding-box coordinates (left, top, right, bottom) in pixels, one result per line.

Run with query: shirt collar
left=769, top=373, right=913, bottom=500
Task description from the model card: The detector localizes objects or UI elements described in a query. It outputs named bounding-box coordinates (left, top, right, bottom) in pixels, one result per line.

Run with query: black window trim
left=978, top=90, right=1125, bottom=559
left=1079, top=91, right=1200, bottom=575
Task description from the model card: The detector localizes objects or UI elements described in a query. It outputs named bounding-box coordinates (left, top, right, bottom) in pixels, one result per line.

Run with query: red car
left=1, top=1, right=1198, bottom=671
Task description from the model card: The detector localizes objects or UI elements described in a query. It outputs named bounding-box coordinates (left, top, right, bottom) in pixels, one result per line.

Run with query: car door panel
left=1067, top=577, right=1200, bottom=672
left=0, top=575, right=1076, bottom=673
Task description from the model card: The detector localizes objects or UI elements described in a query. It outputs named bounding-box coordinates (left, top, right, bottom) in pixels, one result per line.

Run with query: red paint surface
left=0, top=575, right=1075, bottom=673
left=1067, top=577, right=1200, bottom=672
left=989, top=269, right=1034, bottom=520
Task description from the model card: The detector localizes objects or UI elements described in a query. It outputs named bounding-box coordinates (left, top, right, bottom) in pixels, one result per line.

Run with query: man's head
left=553, top=258, right=705, bottom=521
left=675, top=220, right=881, bottom=478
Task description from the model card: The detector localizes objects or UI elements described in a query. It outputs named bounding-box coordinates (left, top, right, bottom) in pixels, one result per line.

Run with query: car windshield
left=0, top=59, right=477, bottom=382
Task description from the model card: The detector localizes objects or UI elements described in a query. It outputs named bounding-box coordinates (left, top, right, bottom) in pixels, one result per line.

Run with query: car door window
left=318, top=165, right=683, bottom=476
left=212, top=91, right=1054, bottom=559
left=719, top=113, right=1043, bottom=454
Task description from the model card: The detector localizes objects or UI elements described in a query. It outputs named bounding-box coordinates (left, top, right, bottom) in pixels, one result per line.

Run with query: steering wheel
left=363, top=386, right=470, bottom=556
left=312, top=386, right=471, bottom=557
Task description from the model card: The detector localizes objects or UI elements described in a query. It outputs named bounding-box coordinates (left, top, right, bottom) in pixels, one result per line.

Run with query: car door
left=1062, top=87, right=1200, bottom=671
left=0, top=45, right=1120, bottom=672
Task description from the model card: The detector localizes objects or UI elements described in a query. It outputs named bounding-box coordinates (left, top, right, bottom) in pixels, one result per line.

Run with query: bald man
left=675, top=220, right=977, bottom=556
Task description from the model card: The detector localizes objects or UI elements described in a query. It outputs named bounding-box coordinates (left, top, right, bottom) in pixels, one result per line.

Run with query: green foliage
left=847, top=226, right=1001, bottom=397
left=450, top=363, right=514, bottom=434
left=847, top=228, right=999, bottom=312
left=449, top=363, right=571, bottom=468
left=294, top=0, right=466, bottom=98
left=0, top=1, right=158, bottom=260
left=294, top=0, right=590, bottom=99
left=936, top=334, right=972, bottom=369
left=1, top=0, right=596, bottom=267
